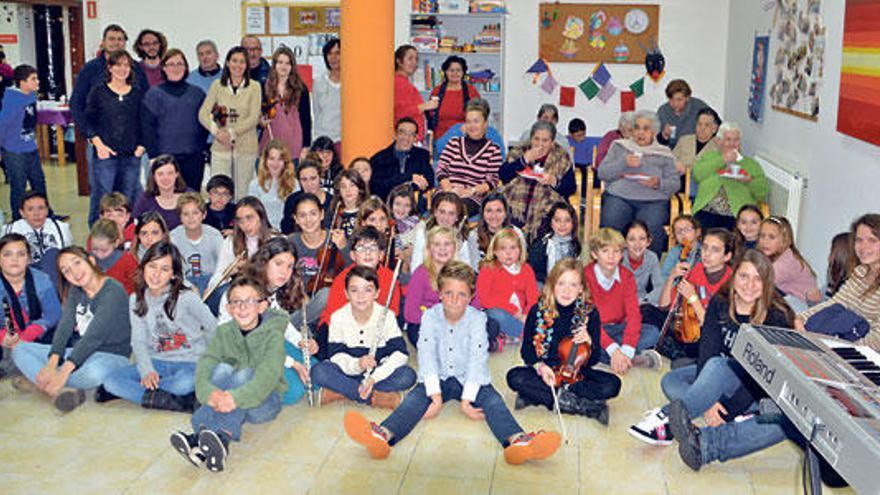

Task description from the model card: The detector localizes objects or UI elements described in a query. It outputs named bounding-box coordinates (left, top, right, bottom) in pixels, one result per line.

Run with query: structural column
left=341, top=0, right=394, bottom=165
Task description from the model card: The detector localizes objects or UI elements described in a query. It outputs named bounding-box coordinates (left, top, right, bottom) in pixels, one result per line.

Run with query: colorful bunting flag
left=620, top=90, right=635, bottom=112
left=526, top=59, right=549, bottom=74
left=597, top=81, right=617, bottom=103
left=540, top=73, right=558, bottom=94
left=629, top=77, right=645, bottom=97
left=559, top=86, right=575, bottom=107
left=591, top=63, right=612, bottom=87
left=579, top=78, right=600, bottom=100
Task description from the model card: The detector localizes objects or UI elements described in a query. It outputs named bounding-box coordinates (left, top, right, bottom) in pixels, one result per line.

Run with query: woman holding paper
left=500, top=121, right=575, bottom=241
left=692, top=122, right=768, bottom=231
left=597, top=110, right=680, bottom=256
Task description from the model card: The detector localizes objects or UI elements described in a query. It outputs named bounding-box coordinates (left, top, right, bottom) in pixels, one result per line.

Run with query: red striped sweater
left=436, top=136, right=502, bottom=190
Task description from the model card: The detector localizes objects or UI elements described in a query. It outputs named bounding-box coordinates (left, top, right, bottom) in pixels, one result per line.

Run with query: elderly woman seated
left=692, top=121, right=768, bottom=230
left=598, top=110, right=680, bottom=255
left=500, top=120, right=575, bottom=241
left=673, top=107, right=721, bottom=197
left=595, top=111, right=635, bottom=169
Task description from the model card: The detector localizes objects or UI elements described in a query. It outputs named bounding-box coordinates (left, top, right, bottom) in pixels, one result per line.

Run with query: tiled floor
left=0, top=164, right=858, bottom=494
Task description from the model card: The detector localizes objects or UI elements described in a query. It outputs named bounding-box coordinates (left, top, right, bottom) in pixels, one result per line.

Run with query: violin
left=553, top=297, right=593, bottom=387
left=307, top=204, right=345, bottom=297
left=210, top=104, right=239, bottom=127
left=658, top=241, right=703, bottom=345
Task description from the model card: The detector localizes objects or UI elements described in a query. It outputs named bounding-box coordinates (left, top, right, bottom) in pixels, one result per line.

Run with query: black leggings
left=506, top=365, right=621, bottom=408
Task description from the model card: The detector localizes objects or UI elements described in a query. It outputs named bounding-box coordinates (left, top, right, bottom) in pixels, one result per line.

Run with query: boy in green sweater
left=169, top=275, right=288, bottom=472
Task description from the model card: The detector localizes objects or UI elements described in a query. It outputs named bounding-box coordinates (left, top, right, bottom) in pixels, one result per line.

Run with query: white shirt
left=593, top=263, right=621, bottom=292
left=312, top=72, right=341, bottom=142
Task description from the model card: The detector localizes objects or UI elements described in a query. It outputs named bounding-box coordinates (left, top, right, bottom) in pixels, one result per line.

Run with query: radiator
left=754, top=153, right=808, bottom=240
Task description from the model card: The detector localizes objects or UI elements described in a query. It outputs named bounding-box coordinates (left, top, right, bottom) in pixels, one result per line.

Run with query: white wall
left=396, top=0, right=731, bottom=141
left=0, top=3, right=36, bottom=65
left=725, top=0, right=880, bottom=282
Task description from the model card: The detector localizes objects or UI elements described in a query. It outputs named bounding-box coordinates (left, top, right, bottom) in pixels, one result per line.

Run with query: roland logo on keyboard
left=743, top=342, right=776, bottom=385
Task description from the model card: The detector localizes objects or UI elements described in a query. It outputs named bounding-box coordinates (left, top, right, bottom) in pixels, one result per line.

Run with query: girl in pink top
left=759, top=216, right=821, bottom=310
left=260, top=46, right=311, bottom=158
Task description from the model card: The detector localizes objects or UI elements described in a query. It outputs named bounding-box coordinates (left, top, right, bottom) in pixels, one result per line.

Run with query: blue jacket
left=70, top=53, right=149, bottom=129
left=187, top=67, right=222, bottom=95
left=0, top=88, right=37, bottom=153
left=0, top=267, right=62, bottom=339
left=141, top=81, right=207, bottom=155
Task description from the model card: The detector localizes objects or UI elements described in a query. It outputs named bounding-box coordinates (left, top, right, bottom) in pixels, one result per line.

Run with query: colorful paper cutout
left=579, top=78, right=600, bottom=99
left=597, top=81, right=617, bottom=103
left=614, top=42, right=630, bottom=62
left=608, top=16, right=623, bottom=36
left=559, top=86, right=576, bottom=107
left=592, top=63, right=611, bottom=86
left=560, top=16, right=585, bottom=58
left=620, top=90, right=636, bottom=111
left=541, top=73, right=559, bottom=94
left=526, top=59, right=549, bottom=74
left=629, top=77, right=645, bottom=97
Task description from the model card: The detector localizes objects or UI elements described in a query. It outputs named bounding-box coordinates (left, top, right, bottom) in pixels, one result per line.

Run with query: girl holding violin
left=331, top=169, right=369, bottom=240
left=289, top=193, right=348, bottom=324
left=506, top=258, right=620, bottom=424
left=655, top=228, right=735, bottom=361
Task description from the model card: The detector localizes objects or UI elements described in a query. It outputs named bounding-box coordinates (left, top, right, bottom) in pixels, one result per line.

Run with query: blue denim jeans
left=660, top=357, right=743, bottom=417
left=381, top=379, right=522, bottom=446
left=11, top=342, right=130, bottom=389
left=282, top=342, right=320, bottom=405
left=102, top=359, right=197, bottom=404
left=599, top=322, right=660, bottom=363
left=190, top=363, right=281, bottom=441
left=310, top=359, right=416, bottom=404
left=600, top=192, right=670, bottom=256
left=89, top=152, right=141, bottom=225
left=700, top=416, right=788, bottom=464
left=4, top=150, right=46, bottom=219
left=486, top=308, right=524, bottom=338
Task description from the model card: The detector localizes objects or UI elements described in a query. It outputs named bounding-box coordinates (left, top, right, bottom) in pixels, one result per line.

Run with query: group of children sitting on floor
left=0, top=147, right=877, bottom=483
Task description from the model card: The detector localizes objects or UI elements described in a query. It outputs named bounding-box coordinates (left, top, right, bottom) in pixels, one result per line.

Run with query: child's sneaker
left=170, top=431, right=205, bottom=467
left=53, top=388, right=86, bottom=413
left=503, top=430, right=561, bottom=465
left=628, top=407, right=673, bottom=446
left=198, top=429, right=229, bottom=472
left=319, top=388, right=346, bottom=406
left=343, top=411, right=391, bottom=459
left=370, top=391, right=402, bottom=410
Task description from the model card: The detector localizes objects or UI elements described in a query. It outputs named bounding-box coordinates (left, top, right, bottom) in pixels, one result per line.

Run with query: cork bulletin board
left=538, top=3, right=660, bottom=64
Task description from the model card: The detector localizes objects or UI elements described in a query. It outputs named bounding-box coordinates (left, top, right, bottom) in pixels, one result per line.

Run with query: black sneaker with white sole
left=628, top=407, right=673, bottom=446
left=198, top=429, right=229, bottom=472
left=170, top=431, right=205, bottom=468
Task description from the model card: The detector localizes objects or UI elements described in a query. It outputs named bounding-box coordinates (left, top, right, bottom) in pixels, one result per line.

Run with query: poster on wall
left=837, top=0, right=880, bottom=146
left=748, top=35, right=769, bottom=122
left=538, top=3, right=659, bottom=64
left=768, top=0, right=824, bottom=121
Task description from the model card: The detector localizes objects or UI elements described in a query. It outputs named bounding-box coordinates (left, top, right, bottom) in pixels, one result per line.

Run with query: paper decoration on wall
left=539, top=3, right=660, bottom=64
left=642, top=40, right=665, bottom=82
left=598, top=81, right=617, bottom=103
left=541, top=73, right=559, bottom=94
left=560, top=16, right=585, bottom=58
left=748, top=35, right=770, bottom=123
left=629, top=77, right=645, bottom=97
left=560, top=86, right=576, bottom=107
left=837, top=0, right=880, bottom=145
left=620, top=90, right=636, bottom=111
left=591, top=63, right=611, bottom=86
left=579, top=78, right=600, bottom=99
left=769, top=0, right=824, bottom=121
left=624, top=8, right=649, bottom=34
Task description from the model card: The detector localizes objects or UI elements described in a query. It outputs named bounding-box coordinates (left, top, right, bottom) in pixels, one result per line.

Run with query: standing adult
left=84, top=50, right=146, bottom=215
left=435, top=98, right=503, bottom=216
left=198, top=47, right=262, bottom=199
left=135, top=29, right=167, bottom=88
left=69, top=24, right=148, bottom=224
left=655, top=79, right=710, bottom=149
left=0, top=65, right=44, bottom=220
left=672, top=107, right=721, bottom=197
left=187, top=40, right=222, bottom=94
left=241, top=35, right=270, bottom=86
left=142, top=49, right=208, bottom=191
left=369, top=117, right=433, bottom=202
left=312, top=38, right=341, bottom=150
left=598, top=110, right=680, bottom=255
left=428, top=55, right=481, bottom=141
left=394, top=45, right=437, bottom=144
left=260, top=46, right=311, bottom=159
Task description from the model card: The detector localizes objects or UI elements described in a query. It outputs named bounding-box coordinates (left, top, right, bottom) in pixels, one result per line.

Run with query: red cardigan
left=106, top=251, right=138, bottom=295
left=476, top=262, right=539, bottom=316
left=394, top=73, right=426, bottom=142
left=584, top=262, right=642, bottom=351
left=319, top=263, right=401, bottom=327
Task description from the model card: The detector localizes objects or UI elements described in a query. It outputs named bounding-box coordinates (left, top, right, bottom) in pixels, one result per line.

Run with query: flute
left=300, top=297, right=314, bottom=407
left=361, top=259, right=403, bottom=388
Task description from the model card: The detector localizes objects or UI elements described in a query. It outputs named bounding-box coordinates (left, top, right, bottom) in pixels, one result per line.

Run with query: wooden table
left=36, top=104, right=73, bottom=167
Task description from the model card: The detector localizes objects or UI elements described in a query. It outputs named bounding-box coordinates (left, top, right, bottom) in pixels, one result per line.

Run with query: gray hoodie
left=130, top=288, right=217, bottom=377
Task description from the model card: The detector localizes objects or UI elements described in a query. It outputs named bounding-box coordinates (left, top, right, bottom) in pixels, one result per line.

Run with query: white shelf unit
left=409, top=12, right=506, bottom=136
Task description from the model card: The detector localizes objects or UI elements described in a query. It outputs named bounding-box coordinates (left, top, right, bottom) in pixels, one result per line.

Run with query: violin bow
left=549, top=384, right=569, bottom=445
